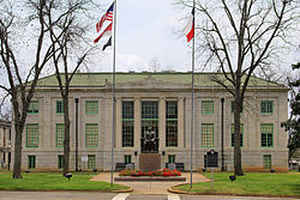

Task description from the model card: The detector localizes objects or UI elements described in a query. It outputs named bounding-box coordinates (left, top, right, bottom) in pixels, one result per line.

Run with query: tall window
left=58, top=155, right=64, bottom=169
left=28, top=101, right=39, bottom=114
left=201, top=123, right=214, bottom=147
left=263, top=155, right=272, bottom=169
left=88, top=155, right=96, bottom=169
left=56, top=100, right=64, bottom=114
left=141, top=101, right=159, bottom=152
left=28, top=155, right=36, bottom=169
left=166, top=101, right=178, bottom=147
left=168, top=155, right=176, bottom=163
left=261, top=124, right=273, bottom=147
left=124, top=155, right=132, bottom=164
left=26, top=124, right=39, bottom=148
left=122, top=101, right=134, bottom=147
left=231, top=124, right=244, bottom=147
left=261, top=100, right=273, bottom=114
left=85, top=124, right=98, bottom=147
left=56, top=124, right=64, bottom=148
left=201, top=100, right=214, bottom=115
left=86, top=101, right=98, bottom=114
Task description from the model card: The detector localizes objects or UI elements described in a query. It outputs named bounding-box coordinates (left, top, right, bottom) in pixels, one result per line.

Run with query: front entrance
left=141, top=101, right=159, bottom=153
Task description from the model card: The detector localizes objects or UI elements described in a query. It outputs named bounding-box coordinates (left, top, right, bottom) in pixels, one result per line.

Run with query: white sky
left=92, top=0, right=192, bottom=72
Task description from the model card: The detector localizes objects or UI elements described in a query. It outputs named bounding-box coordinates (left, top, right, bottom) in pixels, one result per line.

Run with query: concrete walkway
left=91, top=172, right=210, bottom=194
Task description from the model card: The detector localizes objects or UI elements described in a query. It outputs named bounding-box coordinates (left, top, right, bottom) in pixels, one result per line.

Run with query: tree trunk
left=63, top=93, right=70, bottom=174
left=13, top=122, right=24, bottom=179
left=233, top=91, right=244, bottom=176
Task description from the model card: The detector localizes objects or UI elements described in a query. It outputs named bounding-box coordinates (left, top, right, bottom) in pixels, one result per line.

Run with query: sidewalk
left=91, top=172, right=210, bottom=194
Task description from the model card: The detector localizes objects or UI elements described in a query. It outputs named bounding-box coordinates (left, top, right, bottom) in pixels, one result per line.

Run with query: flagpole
left=111, top=0, right=117, bottom=187
left=190, top=0, right=195, bottom=189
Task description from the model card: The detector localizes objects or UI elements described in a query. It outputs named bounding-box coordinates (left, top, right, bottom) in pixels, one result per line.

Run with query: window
left=56, top=100, right=64, bottom=114
left=141, top=101, right=159, bottom=152
left=201, top=123, right=214, bottom=147
left=58, top=155, right=64, bottom=169
left=26, top=124, right=39, bottom=148
left=88, top=155, right=96, bottom=169
left=166, top=101, right=178, bottom=147
left=56, top=124, right=64, bottom=148
left=168, top=155, right=176, bottom=163
left=122, top=101, right=134, bottom=147
left=124, top=155, right=131, bottom=164
left=85, top=124, right=98, bottom=147
left=261, top=100, right=273, bottom=114
left=28, top=101, right=39, bottom=114
left=263, top=155, right=272, bottom=169
left=261, top=124, right=273, bottom=147
left=86, top=101, right=98, bottom=114
left=28, top=155, right=36, bottom=169
left=231, top=124, right=244, bottom=147
left=231, top=101, right=243, bottom=113
left=201, top=101, right=214, bottom=115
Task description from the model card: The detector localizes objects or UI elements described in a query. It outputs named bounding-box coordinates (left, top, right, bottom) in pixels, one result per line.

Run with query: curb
left=111, top=187, right=134, bottom=193
left=167, top=184, right=300, bottom=198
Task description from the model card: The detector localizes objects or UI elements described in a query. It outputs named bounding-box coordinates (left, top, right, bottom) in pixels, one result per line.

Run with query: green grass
left=0, top=172, right=128, bottom=191
left=175, top=172, right=300, bottom=197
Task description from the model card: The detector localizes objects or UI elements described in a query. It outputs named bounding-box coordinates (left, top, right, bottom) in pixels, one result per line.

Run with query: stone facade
left=10, top=73, right=289, bottom=171
left=0, top=119, right=12, bottom=169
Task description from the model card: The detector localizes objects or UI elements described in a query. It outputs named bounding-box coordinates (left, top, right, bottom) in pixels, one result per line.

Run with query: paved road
left=0, top=191, right=298, bottom=200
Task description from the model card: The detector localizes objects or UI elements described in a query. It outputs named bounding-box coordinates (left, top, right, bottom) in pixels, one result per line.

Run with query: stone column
left=134, top=97, right=141, bottom=168
left=115, top=98, right=122, bottom=149
left=159, top=97, right=166, bottom=152
left=178, top=97, right=185, bottom=149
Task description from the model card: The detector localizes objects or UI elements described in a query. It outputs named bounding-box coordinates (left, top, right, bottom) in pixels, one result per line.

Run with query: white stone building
left=11, top=72, right=289, bottom=171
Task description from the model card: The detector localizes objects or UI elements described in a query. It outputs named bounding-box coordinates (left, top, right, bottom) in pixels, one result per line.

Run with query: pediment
left=107, top=75, right=190, bottom=89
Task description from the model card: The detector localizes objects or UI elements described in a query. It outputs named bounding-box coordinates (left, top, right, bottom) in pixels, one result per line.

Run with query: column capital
left=134, top=97, right=141, bottom=101
left=178, top=96, right=185, bottom=101
left=160, top=96, right=166, bottom=101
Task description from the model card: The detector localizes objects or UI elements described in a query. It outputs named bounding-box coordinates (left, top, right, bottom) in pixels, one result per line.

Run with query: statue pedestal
left=139, top=153, right=161, bottom=172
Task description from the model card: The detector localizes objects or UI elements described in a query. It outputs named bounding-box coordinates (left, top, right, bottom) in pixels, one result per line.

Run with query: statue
left=143, top=127, right=157, bottom=152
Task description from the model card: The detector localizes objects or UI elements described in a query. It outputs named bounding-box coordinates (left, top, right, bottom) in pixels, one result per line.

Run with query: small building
left=0, top=119, right=12, bottom=169
left=10, top=72, right=289, bottom=171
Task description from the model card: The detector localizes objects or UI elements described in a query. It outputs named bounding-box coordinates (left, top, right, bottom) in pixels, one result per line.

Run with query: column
left=115, top=97, right=122, bottom=149
left=159, top=97, right=166, bottom=151
left=178, top=97, right=185, bottom=149
left=134, top=97, right=141, bottom=152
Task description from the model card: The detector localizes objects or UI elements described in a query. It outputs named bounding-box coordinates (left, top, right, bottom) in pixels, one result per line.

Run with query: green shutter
left=201, top=101, right=214, bottom=115
left=28, top=155, right=36, bottom=169
left=201, top=123, right=214, bottom=147
left=124, top=155, right=132, bottom=164
left=263, top=155, right=272, bottom=169
left=88, top=155, right=96, bottom=169
left=56, top=124, right=64, bottom=148
left=56, top=101, right=64, bottom=114
left=86, top=124, right=99, bottom=147
left=28, top=101, right=39, bottom=114
left=26, top=124, right=39, bottom=148
left=86, top=101, right=98, bottom=114
left=168, top=155, right=176, bottom=163
left=261, top=100, right=273, bottom=114
left=261, top=124, right=273, bottom=147
left=58, top=155, right=64, bottom=169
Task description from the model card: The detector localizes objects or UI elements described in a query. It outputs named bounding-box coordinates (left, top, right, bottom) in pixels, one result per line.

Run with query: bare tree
left=0, top=0, right=82, bottom=178
left=43, top=0, right=97, bottom=174
left=148, top=57, right=161, bottom=72
left=176, top=0, right=299, bottom=175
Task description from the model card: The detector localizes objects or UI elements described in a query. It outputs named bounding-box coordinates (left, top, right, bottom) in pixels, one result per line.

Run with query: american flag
left=96, top=2, right=114, bottom=33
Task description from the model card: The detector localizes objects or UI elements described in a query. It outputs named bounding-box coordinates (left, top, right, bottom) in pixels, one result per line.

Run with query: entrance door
left=141, top=101, right=159, bottom=153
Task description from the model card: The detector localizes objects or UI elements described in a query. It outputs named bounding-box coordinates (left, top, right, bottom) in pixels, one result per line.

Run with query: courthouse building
left=11, top=72, right=289, bottom=171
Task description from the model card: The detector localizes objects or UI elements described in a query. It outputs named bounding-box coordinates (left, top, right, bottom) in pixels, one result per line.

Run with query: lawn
left=0, top=172, right=129, bottom=191
left=174, top=172, right=300, bottom=197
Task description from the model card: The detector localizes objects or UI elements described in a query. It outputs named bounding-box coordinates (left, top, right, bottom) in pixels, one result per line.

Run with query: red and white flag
left=183, top=8, right=195, bottom=43
left=94, top=22, right=112, bottom=43
left=96, top=2, right=114, bottom=33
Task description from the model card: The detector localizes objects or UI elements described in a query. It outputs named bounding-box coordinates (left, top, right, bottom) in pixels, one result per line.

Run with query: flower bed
left=119, top=168, right=181, bottom=177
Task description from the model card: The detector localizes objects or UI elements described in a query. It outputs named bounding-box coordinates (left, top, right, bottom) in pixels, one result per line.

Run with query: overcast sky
left=92, top=0, right=192, bottom=72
